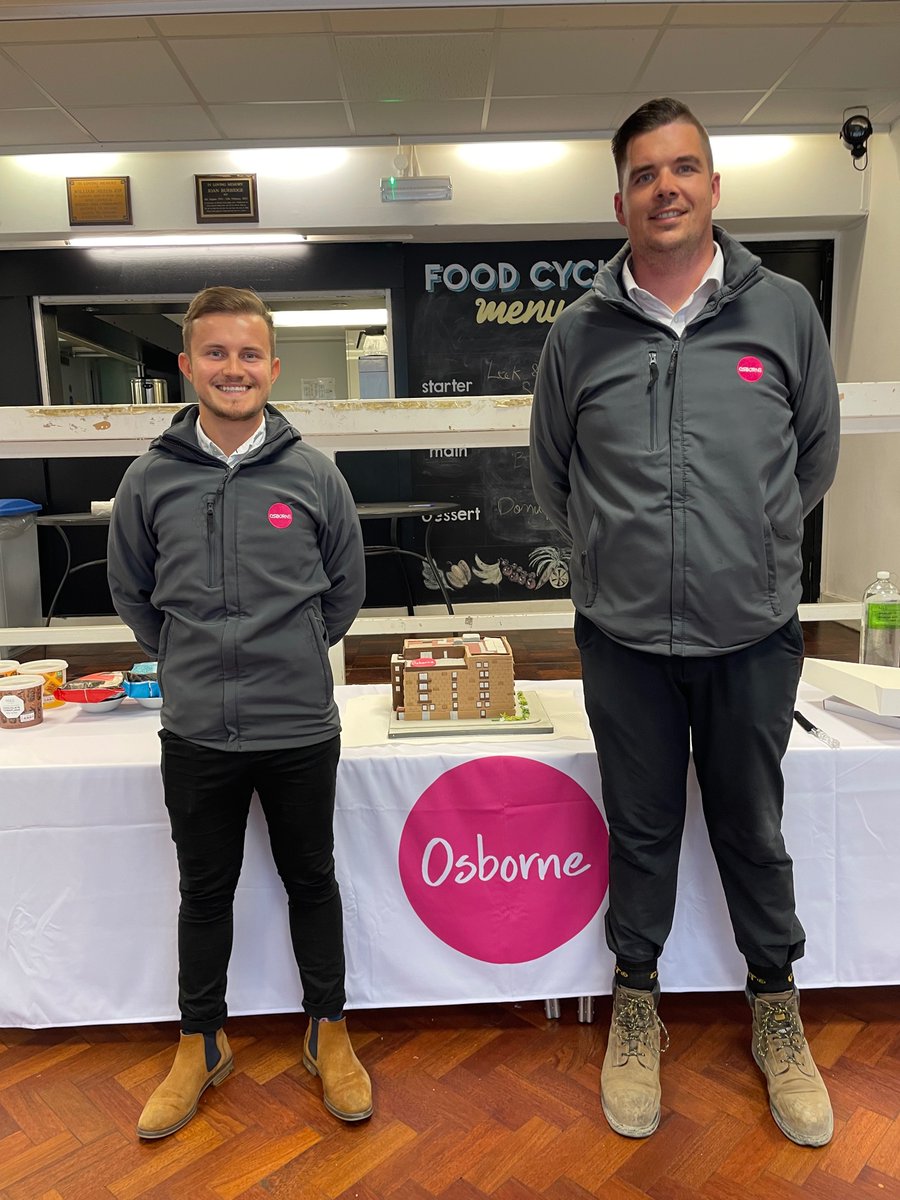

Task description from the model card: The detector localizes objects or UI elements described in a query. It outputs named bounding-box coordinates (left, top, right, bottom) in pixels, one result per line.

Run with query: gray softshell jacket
left=529, top=228, right=841, bottom=656
left=107, top=404, right=365, bottom=749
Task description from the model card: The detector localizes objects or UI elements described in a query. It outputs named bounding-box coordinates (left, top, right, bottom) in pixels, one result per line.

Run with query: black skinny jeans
left=576, top=612, right=806, bottom=972
left=160, top=730, right=345, bottom=1032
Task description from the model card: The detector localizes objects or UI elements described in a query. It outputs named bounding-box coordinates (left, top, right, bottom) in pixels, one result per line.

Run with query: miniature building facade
left=391, top=634, right=515, bottom=721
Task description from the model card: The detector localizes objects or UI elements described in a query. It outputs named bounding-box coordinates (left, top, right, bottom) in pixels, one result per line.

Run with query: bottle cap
left=876, top=571, right=890, bottom=579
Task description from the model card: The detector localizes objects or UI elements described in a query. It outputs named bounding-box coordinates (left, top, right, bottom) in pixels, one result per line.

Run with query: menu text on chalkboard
left=195, top=174, right=259, bottom=223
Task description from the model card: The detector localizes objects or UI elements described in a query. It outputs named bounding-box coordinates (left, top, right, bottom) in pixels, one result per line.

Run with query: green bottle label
left=868, top=602, right=900, bottom=629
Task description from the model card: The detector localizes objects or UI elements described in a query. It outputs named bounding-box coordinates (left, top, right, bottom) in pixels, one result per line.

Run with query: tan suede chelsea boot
left=749, top=988, right=833, bottom=1147
left=137, top=1029, right=233, bottom=1139
left=303, top=1017, right=373, bottom=1122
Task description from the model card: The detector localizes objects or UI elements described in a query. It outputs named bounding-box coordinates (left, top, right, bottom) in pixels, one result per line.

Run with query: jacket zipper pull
left=667, top=342, right=679, bottom=377
left=648, top=349, right=659, bottom=389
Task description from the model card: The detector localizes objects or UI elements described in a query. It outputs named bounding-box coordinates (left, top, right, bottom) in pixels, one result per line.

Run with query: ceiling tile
left=0, top=107, right=90, bottom=147
left=350, top=99, right=484, bottom=137
left=486, top=94, right=626, bottom=133
left=781, top=25, right=900, bottom=89
left=6, top=41, right=196, bottom=106
left=329, top=9, right=497, bottom=33
left=155, top=12, right=327, bottom=37
left=613, top=91, right=766, bottom=128
left=501, top=4, right=672, bottom=29
left=639, top=26, right=821, bottom=92
left=71, top=105, right=220, bottom=142
left=169, top=36, right=342, bottom=104
left=210, top=103, right=351, bottom=139
left=337, top=34, right=493, bottom=103
left=746, top=88, right=900, bottom=127
left=493, top=29, right=658, bottom=97
left=0, top=54, right=53, bottom=106
left=0, top=17, right=156, bottom=41
left=671, top=3, right=841, bottom=26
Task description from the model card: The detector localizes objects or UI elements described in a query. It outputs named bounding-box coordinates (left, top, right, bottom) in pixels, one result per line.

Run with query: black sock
left=614, top=958, right=659, bottom=992
left=746, top=963, right=796, bottom=995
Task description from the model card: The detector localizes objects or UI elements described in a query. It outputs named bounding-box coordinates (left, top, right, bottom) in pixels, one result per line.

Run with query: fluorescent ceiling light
left=709, top=136, right=793, bottom=168
left=230, top=148, right=349, bottom=178
left=273, top=308, right=388, bottom=328
left=457, top=142, right=567, bottom=172
left=67, top=233, right=306, bottom=248
left=381, top=176, right=452, bottom=202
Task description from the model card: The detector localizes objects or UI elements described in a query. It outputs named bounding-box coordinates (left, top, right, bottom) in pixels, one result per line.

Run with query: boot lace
left=756, top=1000, right=806, bottom=1066
left=613, top=994, right=669, bottom=1061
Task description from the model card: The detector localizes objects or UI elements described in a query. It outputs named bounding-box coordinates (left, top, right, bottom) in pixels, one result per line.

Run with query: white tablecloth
left=1, top=681, right=898, bottom=1029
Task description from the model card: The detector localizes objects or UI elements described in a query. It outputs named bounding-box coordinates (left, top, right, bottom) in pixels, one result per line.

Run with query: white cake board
left=388, top=689, right=554, bottom=739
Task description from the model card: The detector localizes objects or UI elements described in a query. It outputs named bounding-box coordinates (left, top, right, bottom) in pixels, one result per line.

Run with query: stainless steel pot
left=130, top=377, right=169, bottom=405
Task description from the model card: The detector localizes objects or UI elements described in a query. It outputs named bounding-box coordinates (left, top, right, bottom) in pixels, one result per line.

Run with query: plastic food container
left=0, top=660, right=21, bottom=678
left=0, top=673, right=45, bottom=729
left=17, top=658, right=69, bottom=708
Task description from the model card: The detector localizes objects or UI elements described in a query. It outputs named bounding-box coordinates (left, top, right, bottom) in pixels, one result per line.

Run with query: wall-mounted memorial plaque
left=195, top=173, right=259, bottom=223
left=66, top=177, right=132, bottom=226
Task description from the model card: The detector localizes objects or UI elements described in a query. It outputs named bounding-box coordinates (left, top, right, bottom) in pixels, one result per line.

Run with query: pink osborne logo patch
left=737, top=355, right=764, bottom=382
left=267, top=503, right=293, bottom=528
left=398, top=757, right=609, bottom=964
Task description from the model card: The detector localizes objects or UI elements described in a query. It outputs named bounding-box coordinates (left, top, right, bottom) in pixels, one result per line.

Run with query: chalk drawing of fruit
left=529, top=545, right=570, bottom=589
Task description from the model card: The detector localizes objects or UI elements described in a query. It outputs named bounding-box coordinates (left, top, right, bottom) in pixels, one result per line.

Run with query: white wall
left=825, top=127, right=900, bottom=604
left=274, top=339, right=349, bottom=402
left=0, top=134, right=867, bottom=245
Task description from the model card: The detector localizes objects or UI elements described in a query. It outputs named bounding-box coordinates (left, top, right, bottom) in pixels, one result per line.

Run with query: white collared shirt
left=622, top=243, right=724, bottom=336
left=196, top=414, right=266, bottom=468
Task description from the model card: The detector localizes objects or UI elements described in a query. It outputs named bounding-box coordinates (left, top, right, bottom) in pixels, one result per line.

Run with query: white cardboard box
left=801, top=659, right=900, bottom=715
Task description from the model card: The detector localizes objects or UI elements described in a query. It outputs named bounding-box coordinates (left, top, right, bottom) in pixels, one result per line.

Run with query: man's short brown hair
left=182, top=286, right=276, bottom=357
left=612, top=97, right=714, bottom=187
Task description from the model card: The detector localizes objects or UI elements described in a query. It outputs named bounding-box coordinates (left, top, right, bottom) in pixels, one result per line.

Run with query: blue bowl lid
left=0, top=499, right=42, bottom=515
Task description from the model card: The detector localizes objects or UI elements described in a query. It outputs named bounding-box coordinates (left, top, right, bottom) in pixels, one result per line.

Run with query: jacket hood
left=150, top=403, right=301, bottom=463
left=592, top=225, right=762, bottom=304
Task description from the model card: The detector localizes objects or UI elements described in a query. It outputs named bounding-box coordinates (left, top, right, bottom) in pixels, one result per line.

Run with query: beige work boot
left=303, top=1017, right=373, bottom=1122
left=137, top=1029, right=233, bottom=1139
left=748, top=987, right=833, bottom=1147
left=600, top=984, right=668, bottom=1138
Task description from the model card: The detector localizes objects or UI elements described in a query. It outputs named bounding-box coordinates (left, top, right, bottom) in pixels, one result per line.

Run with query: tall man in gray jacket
left=530, top=99, right=840, bottom=1147
left=108, top=286, right=371, bottom=1138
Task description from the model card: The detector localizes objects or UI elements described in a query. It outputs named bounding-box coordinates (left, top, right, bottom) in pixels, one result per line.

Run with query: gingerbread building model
left=391, top=634, right=515, bottom=721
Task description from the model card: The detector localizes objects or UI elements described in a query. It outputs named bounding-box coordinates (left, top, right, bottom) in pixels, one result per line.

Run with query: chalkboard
left=405, top=240, right=623, bottom=399
left=338, top=446, right=573, bottom=606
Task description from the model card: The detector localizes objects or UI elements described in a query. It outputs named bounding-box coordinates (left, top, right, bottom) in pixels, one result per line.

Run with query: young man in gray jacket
left=530, top=99, right=840, bottom=1147
left=108, top=286, right=371, bottom=1138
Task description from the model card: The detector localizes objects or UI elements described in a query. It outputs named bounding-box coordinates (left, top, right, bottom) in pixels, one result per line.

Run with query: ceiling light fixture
left=273, top=309, right=389, bottom=328
left=66, top=233, right=307, bottom=248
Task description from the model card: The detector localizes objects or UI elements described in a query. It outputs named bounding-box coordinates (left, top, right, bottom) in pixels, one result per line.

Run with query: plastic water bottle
left=859, top=571, right=900, bottom=667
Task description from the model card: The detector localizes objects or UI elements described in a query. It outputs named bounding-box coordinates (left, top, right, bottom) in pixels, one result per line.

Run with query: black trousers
left=575, top=612, right=806, bottom=972
left=160, top=730, right=345, bottom=1032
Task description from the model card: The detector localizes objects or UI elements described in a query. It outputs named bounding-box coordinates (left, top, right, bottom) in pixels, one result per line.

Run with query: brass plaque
left=195, top=173, right=259, bottom=223
left=66, top=176, right=133, bottom=226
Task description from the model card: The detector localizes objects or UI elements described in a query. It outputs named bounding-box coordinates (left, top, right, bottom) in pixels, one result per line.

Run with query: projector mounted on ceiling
left=380, top=175, right=453, bottom=202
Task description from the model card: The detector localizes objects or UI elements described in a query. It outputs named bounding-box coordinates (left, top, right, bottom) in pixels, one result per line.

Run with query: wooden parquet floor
left=2, top=988, right=899, bottom=1199
left=9, top=623, right=889, bottom=1198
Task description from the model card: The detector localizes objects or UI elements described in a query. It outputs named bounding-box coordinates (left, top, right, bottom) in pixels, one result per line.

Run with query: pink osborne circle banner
left=398, top=757, right=609, bottom=964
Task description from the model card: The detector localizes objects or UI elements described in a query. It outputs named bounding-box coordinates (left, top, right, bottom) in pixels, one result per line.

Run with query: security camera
left=840, top=109, right=872, bottom=165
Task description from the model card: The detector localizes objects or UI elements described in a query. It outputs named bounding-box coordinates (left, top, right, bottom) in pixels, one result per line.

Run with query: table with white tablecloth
left=1, top=680, right=898, bottom=1029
